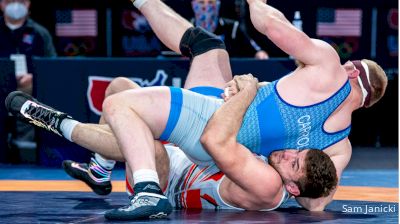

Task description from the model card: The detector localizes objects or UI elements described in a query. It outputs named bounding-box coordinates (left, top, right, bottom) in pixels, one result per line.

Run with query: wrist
left=243, top=84, right=258, bottom=96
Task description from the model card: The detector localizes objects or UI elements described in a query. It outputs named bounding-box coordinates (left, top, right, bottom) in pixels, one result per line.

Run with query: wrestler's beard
left=268, top=153, right=286, bottom=183
left=268, top=154, right=279, bottom=172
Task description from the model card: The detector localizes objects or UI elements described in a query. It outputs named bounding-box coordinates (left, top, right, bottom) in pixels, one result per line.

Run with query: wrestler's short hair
left=361, top=59, right=388, bottom=108
left=295, top=149, right=337, bottom=198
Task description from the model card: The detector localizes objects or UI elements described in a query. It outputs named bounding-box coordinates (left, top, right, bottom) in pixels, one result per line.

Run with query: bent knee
left=105, top=77, right=140, bottom=97
left=102, top=93, right=123, bottom=118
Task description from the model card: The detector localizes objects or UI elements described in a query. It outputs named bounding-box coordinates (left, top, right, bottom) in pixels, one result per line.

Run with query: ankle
left=60, top=118, right=80, bottom=142
left=134, top=181, right=163, bottom=195
left=94, top=153, right=116, bottom=170
left=89, top=157, right=112, bottom=181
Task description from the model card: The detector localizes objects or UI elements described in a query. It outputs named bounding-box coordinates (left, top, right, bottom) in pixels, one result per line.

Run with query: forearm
left=202, top=84, right=257, bottom=148
left=248, top=0, right=311, bottom=58
left=248, top=1, right=288, bottom=37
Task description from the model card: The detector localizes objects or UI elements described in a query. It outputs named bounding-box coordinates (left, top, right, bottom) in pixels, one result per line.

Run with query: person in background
left=191, top=0, right=269, bottom=59
left=0, top=0, right=56, bottom=161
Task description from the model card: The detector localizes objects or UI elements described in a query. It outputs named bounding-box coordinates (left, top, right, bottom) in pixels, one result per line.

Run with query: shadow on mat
left=54, top=197, right=116, bottom=210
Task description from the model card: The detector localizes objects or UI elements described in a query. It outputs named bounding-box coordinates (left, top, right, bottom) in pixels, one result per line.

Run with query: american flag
left=316, top=8, right=362, bottom=37
left=56, top=10, right=97, bottom=37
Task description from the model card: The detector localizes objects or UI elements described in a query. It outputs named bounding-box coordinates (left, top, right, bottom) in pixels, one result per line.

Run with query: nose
left=283, top=151, right=296, bottom=160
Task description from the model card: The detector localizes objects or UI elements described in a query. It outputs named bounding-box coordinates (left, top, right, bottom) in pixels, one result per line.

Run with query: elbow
left=200, top=132, right=210, bottom=149
left=200, top=133, right=237, bottom=169
left=200, top=123, right=224, bottom=148
left=200, top=131, right=220, bottom=151
left=200, top=127, right=235, bottom=151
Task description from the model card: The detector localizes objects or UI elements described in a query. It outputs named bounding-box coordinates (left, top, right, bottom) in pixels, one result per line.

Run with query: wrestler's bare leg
left=69, top=77, right=141, bottom=161
left=125, top=141, right=170, bottom=193
left=139, top=0, right=232, bottom=89
left=69, top=0, right=232, bottom=162
left=102, top=0, right=233, bottom=173
left=102, top=86, right=170, bottom=171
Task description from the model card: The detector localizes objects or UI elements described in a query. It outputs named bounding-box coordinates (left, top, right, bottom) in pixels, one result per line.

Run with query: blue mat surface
left=0, top=192, right=397, bottom=224
left=0, top=165, right=397, bottom=188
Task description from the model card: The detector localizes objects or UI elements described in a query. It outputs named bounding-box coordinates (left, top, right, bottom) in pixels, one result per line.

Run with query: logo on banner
left=322, top=37, right=359, bottom=59
left=87, top=70, right=168, bottom=115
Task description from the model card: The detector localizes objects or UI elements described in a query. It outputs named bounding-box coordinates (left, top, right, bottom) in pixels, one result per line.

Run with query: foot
left=62, top=160, right=112, bottom=195
left=104, top=192, right=173, bottom=220
left=5, top=91, right=71, bottom=137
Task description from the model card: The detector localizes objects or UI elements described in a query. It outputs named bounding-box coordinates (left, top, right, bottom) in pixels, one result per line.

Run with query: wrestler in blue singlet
left=237, top=79, right=352, bottom=156
left=160, top=79, right=351, bottom=165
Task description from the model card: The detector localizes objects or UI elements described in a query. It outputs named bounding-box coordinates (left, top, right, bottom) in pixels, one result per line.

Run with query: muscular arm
left=201, top=76, right=258, bottom=166
left=201, top=76, right=282, bottom=202
left=247, top=0, right=339, bottom=66
left=296, top=140, right=352, bottom=211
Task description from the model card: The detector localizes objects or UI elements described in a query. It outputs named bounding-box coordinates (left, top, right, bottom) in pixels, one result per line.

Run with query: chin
left=268, top=157, right=277, bottom=169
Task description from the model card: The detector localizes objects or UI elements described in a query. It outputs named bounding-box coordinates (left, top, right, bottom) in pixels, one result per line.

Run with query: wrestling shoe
left=62, top=159, right=112, bottom=195
left=104, top=192, right=173, bottom=220
left=5, top=91, right=71, bottom=137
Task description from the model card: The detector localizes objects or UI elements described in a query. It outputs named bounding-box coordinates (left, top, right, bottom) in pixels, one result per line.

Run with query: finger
left=223, top=96, right=230, bottom=102
left=224, top=87, right=230, bottom=97
left=233, top=79, right=240, bottom=90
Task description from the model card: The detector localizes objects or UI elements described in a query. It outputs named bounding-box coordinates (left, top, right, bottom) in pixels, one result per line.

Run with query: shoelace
left=129, top=192, right=166, bottom=205
left=116, top=195, right=142, bottom=210
left=24, top=103, right=61, bottom=129
left=129, top=194, right=153, bottom=207
left=21, top=103, right=62, bottom=137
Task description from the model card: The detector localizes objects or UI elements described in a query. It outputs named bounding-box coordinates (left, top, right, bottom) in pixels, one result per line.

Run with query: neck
left=347, top=81, right=363, bottom=110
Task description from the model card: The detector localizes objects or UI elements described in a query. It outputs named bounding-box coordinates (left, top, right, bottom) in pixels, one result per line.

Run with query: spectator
left=0, top=0, right=56, bottom=161
left=191, top=0, right=268, bottom=59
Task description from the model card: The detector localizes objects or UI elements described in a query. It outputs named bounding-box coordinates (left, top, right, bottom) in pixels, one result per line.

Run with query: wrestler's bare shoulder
left=323, top=138, right=352, bottom=176
left=323, top=138, right=352, bottom=158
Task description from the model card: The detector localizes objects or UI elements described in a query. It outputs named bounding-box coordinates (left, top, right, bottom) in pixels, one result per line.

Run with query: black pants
left=0, top=61, right=17, bottom=163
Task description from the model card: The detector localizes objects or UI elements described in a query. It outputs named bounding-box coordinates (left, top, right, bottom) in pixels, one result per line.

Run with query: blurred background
left=0, top=0, right=397, bottom=166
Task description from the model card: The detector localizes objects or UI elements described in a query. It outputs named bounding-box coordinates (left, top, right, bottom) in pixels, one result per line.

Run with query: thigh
left=107, top=86, right=171, bottom=138
left=105, top=77, right=141, bottom=96
left=166, top=89, right=222, bottom=165
left=184, top=49, right=232, bottom=89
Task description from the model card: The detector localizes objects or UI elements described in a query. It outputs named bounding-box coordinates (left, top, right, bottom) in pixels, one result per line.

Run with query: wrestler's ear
left=344, top=61, right=360, bottom=79
left=285, top=182, right=300, bottom=196
left=348, top=66, right=360, bottom=79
